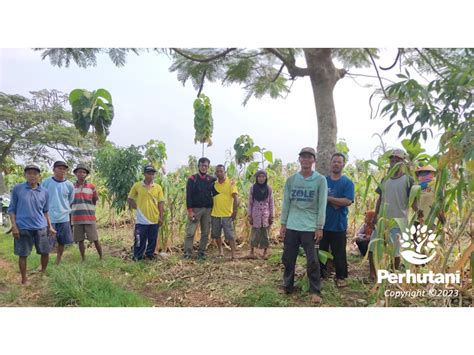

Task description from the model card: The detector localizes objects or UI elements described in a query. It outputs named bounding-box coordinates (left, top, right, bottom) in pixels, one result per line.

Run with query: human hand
left=12, top=225, right=20, bottom=239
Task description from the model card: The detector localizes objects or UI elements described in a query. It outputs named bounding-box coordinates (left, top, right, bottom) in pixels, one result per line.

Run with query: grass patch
left=234, top=283, right=289, bottom=307
left=0, top=287, right=20, bottom=304
left=320, top=280, right=344, bottom=306
left=48, top=263, right=151, bottom=307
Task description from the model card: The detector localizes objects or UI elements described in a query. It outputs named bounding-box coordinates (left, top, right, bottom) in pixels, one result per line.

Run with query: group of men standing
left=7, top=146, right=428, bottom=307
left=8, top=161, right=102, bottom=284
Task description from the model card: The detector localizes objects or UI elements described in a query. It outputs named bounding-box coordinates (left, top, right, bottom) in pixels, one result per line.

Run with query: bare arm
left=231, top=193, right=238, bottom=220
left=127, top=197, right=137, bottom=209
left=374, top=195, right=381, bottom=224
left=327, top=196, right=353, bottom=207
left=158, top=201, right=165, bottom=226
left=9, top=213, right=19, bottom=238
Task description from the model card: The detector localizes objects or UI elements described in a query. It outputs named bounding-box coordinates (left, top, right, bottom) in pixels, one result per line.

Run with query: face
left=144, top=172, right=156, bottom=182
left=198, top=161, right=209, bottom=174
left=53, top=165, right=68, bottom=180
left=25, top=170, right=40, bottom=185
left=298, top=153, right=315, bottom=169
left=389, top=155, right=403, bottom=169
left=74, top=169, right=88, bottom=181
left=215, top=167, right=226, bottom=180
left=416, top=171, right=431, bottom=179
left=331, top=156, right=345, bottom=174
left=257, top=173, right=267, bottom=184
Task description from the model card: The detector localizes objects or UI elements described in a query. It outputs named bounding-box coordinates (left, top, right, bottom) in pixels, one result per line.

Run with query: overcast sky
left=0, top=48, right=441, bottom=170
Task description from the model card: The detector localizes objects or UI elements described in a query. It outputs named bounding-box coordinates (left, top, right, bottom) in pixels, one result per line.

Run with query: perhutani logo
left=400, top=225, right=438, bottom=265
left=377, top=225, right=461, bottom=285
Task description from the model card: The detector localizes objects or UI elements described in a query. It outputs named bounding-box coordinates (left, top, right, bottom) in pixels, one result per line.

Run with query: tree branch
left=346, top=72, right=396, bottom=84
left=172, top=48, right=236, bottom=63
left=264, top=48, right=310, bottom=78
left=271, top=63, right=285, bottom=82
left=365, top=48, right=388, bottom=98
left=197, top=69, right=207, bottom=97
left=415, top=48, right=446, bottom=79
left=379, top=49, right=402, bottom=71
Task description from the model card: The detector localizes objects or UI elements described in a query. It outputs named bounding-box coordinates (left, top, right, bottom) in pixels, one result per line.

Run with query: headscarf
left=417, top=171, right=435, bottom=191
left=252, top=170, right=269, bottom=202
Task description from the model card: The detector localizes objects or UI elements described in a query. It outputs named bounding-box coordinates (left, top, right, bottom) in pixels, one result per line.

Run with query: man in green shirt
left=280, top=147, right=327, bottom=304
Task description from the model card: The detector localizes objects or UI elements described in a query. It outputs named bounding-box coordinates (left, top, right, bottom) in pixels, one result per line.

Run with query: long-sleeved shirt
left=248, top=185, right=274, bottom=228
left=185, top=173, right=216, bottom=209
left=280, top=171, right=328, bottom=232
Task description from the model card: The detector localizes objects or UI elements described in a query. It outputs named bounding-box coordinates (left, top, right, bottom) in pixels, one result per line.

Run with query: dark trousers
left=281, top=229, right=321, bottom=295
left=320, top=230, right=348, bottom=279
left=356, top=239, right=369, bottom=256
left=133, top=224, right=159, bottom=260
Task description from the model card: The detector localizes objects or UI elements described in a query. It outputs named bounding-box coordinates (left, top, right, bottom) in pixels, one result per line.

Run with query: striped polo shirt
left=71, top=180, right=98, bottom=225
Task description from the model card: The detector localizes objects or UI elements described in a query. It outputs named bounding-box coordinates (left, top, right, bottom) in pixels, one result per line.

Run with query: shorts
left=73, top=224, right=99, bottom=242
left=211, top=216, right=235, bottom=241
left=369, top=227, right=401, bottom=257
left=250, top=227, right=269, bottom=248
left=14, top=228, right=50, bottom=257
left=49, top=222, right=73, bottom=248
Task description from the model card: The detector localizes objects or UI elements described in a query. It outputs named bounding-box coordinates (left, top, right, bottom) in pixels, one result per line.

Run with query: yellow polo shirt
left=211, top=178, right=238, bottom=217
left=128, top=181, right=165, bottom=224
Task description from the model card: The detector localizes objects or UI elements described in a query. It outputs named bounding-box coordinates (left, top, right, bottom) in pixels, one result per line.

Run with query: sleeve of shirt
left=43, top=190, right=50, bottom=213
left=128, top=183, right=137, bottom=199
left=344, top=178, right=355, bottom=202
left=316, top=177, right=328, bottom=229
left=7, top=185, right=18, bottom=214
left=231, top=180, right=238, bottom=195
left=280, top=178, right=291, bottom=225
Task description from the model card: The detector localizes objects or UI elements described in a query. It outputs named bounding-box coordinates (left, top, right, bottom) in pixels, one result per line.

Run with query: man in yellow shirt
left=211, top=164, right=238, bottom=260
left=127, top=165, right=165, bottom=261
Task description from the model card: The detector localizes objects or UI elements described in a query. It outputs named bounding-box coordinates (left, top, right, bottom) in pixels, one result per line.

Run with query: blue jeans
left=133, top=224, right=159, bottom=260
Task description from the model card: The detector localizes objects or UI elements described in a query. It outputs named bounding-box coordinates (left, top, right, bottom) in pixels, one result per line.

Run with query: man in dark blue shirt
left=8, top=165, right=56, bottom=285
left=320, top=153, right=354, bottom=288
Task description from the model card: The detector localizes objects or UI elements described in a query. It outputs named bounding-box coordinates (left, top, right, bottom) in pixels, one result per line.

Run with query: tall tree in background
left=0, top=89, right=96, bottom=193
left=38, top=48, right=464, bottom=174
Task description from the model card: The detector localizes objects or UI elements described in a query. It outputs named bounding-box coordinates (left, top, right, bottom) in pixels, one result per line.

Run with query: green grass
left=48, top=263, right=151, bottom=307
left=234, top=283, right=289, bottom=307
left=0, top=287, right=20, bottom=304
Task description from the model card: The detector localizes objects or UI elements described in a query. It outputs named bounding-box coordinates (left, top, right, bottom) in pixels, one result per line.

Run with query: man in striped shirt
left=71, top=164, right=103, bottom=261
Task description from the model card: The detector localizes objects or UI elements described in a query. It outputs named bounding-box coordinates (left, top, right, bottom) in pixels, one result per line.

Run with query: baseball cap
left=73, top=163, right=90, bottom=174
left=24, top=164, right=41, bottom=173
left=299, top=147, right=316, bottom=158
left=53, top=161, right=69, bottom=169
left=143, top=164, right=157, bottom=173
left=389, top=149, right=406, bottom=160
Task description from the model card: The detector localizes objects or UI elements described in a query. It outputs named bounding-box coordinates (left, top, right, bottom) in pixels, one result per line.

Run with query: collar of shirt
left=74, top=180, right=88, bottom=188
left=24, top=182, right=42, bottom=191
left=141, top=181, right=155, bottom=188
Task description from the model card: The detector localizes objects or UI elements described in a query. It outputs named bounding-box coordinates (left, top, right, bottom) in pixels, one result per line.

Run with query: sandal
left=310, top=294, right=323, bottom=305
left=336, top=279, right=348, bottom=288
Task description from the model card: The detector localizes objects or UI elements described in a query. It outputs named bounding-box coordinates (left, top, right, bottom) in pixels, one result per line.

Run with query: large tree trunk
left=303, top=49, right=345, bottom=175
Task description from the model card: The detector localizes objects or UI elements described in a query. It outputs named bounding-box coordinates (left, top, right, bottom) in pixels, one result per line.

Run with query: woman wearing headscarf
left=248, top=170, right=274, bottom=259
